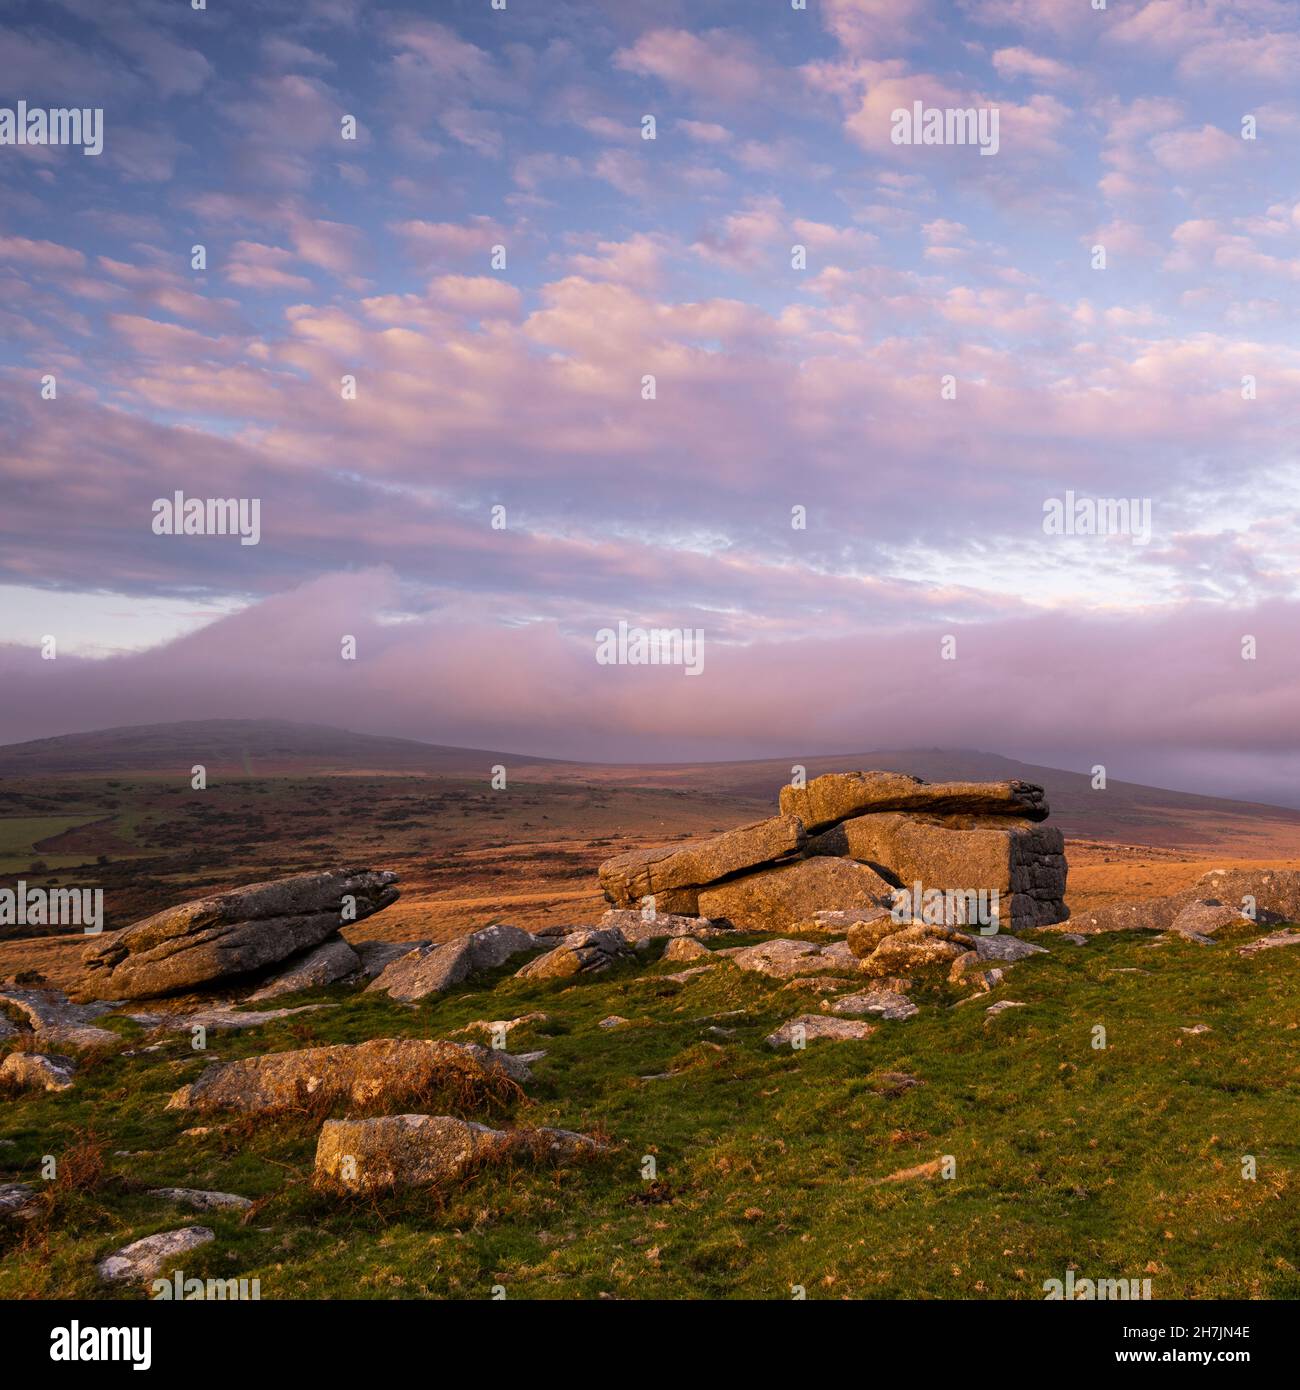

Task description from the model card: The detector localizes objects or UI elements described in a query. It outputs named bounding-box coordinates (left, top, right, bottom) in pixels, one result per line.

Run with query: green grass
left=0, top=815, right=105, bottom=874
left=2, top=921, right=1299, bottom=1300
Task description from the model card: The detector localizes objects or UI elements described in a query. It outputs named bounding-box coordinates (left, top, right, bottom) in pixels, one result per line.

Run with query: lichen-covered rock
left=827, top=989, right=918, bottom=1021
left=1, top=1051, right=76, bottom=1092
left=75, top=868, right=399, bottom=1001
left=808, top=810, right=1066, bottom=929
left=973, top=934, right=1048, bottom=963
left=845, top=910, right=905, bottom=958
left=779, top=771, right=1048, bottom=833
left=0, top=1182, right=38, bottom=1220
left=662, top=936, right=710, bottom=962
left=1238, top=929, right=1300, bottom=957
left=515, top=928, right=633, bottom=981
left=165, top=1037, right=531, bottom=1113
left=366, top=924, right=537, bottom=1002
left=598, top=815, right=807, bottom=906
left=245, top=936, right=360, bottom=1002
left=147, top=1188, right=253, bottom=1212
left=720, top=938, right=839, bottom=979
left=1169, top=901, right=1250, bottom=938
left=765, top=1014, right=876, bottom=1047
left=857, top=924, right=974, bottom=979
left=1066, top=869, right=1300, bottom=936
left=314, top=1114, right=605, bottom=1192
left=97, top=1226, right=214, bottom=1283
left=697, top=857, right=895, bottom=932
left=599, top=909, right=729, bottom=942
left=0, top=986, right=119, bottom=1049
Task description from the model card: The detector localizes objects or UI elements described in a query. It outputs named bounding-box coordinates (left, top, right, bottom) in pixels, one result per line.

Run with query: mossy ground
left=2, top=919, right=1298, bottom=1300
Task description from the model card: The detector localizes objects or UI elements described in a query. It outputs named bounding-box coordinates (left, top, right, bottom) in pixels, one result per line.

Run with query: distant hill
left=0, top=719, right=565, bottom=777
left=1, top=722, right=1298, bottom=855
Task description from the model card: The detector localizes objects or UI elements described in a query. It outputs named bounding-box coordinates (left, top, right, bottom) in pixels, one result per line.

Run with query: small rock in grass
left=97, top=1227, right=215, bottom=1283
left=765, top=1014, right=876, bottom=1048
left=985, top=1000, right=1026, bottom=1017
left=1238, top=929, right=1300, bottom=957
left=662, top=937, right=710, bottom=962
left=0, top=1051, right=76, bottom=1092
left=597, top=1015, right=630, bottom=1029
left=147, top=1188, right=253, bottom=1212
left=314, top=1114, right=605, bottom=1192
left=827, top=990, right=918, bottom=1021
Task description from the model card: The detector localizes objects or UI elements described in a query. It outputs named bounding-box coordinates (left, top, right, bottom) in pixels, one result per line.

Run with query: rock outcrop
left=245, top=937, right=361, bottom=1002
left=597, top=769, right=1067, bottom=937
left=314, top=1114, right=605, bottom=1192
left=515, top=927, right=634, bottom=981
left=598, top=815, right=806, bottom=906
left=779, top=771, right=1049, bottom=832
left=75, top=868, right=399, bottom=1001
left=366, top=924, right=536, bottom=1002
left=1064, top=868, right=1300, bottom=936
left=698, top=857, right=896, bottom=932
left=1, top=1051, right=76, bottom=1092
left=166, top=1037, right=531, bottom=1114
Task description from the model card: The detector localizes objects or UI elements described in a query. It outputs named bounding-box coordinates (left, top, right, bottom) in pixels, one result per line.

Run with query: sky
left=1, top=0, right=1298, bottom=802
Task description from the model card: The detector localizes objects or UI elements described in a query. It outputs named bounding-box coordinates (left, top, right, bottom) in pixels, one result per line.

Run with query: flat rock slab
left=720, top=938, right=850, bottom=980
left=136, top=1003, right=333, bottom=1033
left=1, top=1051, right=75, bottom=1091
left=0, top=1181, right=38, bottom=1220
left=1238, top=929, right=1300, bottom=957
left=148, top=1187, right=253, bottom=1212
left=97, top=1226, right=214, bottom=1283
left=515, top=928, right=633, bottom=981
left=245, top=936, right=360, bottom=1002
left=76, top=867, right=399, bottom=1001
left=766, top=1014, right=876, bottom=1047
left=698, top=858, right=896, bottom=932
left=0, top=986, right=116, bottom=1030
left=166, top=1037, right=531, bottom=1113
left=973, top=934, right=1048, bottom=962
left=598, top=815, right=806, bottom=906
left=314, top=1114, right=606, bottom=1192
left=779, top=771, right=1048, bottom=833
left=599, top=909, right=730, bottom=942
left=827, top=990, right=919, bottom=1021
left=985, top=1000, right=1027, bottom=1017
left=367, top=924, right=537, bottom=1001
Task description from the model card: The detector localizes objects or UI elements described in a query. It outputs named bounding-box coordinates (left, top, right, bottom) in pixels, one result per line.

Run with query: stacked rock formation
left=599, top=770, right=1068, bottom=935
left=73, top=867, right=399, bottom=1001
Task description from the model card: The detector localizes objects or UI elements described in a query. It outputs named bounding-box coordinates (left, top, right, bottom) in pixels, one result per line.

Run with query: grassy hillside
left=3, top=916, right=1298, bottom=1300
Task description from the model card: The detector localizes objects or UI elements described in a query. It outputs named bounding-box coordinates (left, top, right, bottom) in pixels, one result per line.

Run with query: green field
left=2, top=918, right=1298, bottom=1300
left=0, top=816, right=103, bottom=875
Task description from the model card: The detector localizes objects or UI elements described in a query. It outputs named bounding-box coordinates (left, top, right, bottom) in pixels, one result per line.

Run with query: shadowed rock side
left=598, top=770, right=1067, bottom=934
left=74, top=868, right=399, bottom=1001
